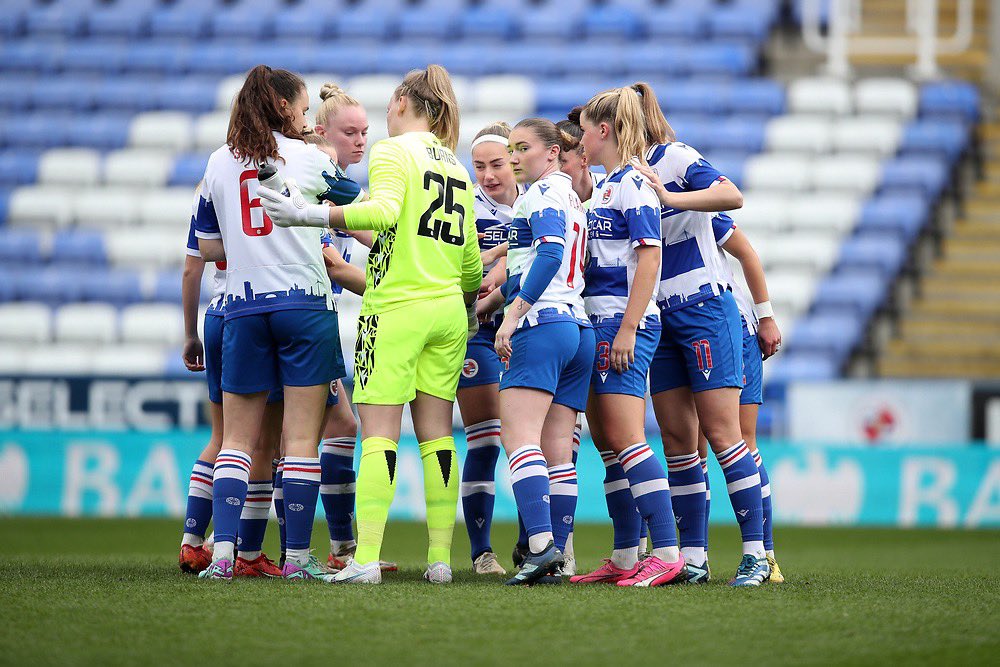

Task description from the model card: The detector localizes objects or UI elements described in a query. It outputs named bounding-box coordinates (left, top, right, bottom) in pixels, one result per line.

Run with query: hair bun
left=319, top=83, right=344, bottom=101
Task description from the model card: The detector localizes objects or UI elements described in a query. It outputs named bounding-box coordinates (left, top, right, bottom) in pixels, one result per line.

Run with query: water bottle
left=257, top=164, right=289, bottom=196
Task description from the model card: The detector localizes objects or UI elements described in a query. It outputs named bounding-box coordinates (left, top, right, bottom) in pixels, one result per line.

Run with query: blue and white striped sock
left=666, top=452, right=707, bottom=564
left=319, top=437, right=357, bottom=549
left=601, top=450, right=641, bottom=552
left=181, top=459, right=213, bottom=547
left=237, top=479, right=272, bottom=559
left=272, top=458, right=286, bottom=558
left=461, top=419, right=501, bottom=560
left=701, top=456, right=711, bottom=558
left=211, top=449, right=252, bottom=562
left=619, top=443, right=679, bottom=562
left=717, top=441, right=765, bottom=557
left=753, top=449, right=774, bottom=555
left=547, top=463, right=577, bottom=552
left=507, top=445, right=552, bottom=553
left=282, top=457, right=321, bottom=563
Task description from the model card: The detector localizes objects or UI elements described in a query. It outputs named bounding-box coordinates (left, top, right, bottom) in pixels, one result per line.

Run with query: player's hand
left=466, top=301, right=480, bottom=340
left=494, top=315, right=517, bottom=359
left=322, top=244, right=345, bottom=270
left=257, top=178, right=329, bottom=228
left=480, top=260, right=506, bottom=295
left=610, top=327, right=637, bottom=374
left=629, top=158, right=672, bottom=209
left=757, top=317, right=781, bottom=359
left=183, top=336, right=205, bottom=372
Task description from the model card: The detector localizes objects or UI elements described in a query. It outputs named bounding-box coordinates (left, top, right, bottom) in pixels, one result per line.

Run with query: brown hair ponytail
left=227, top=64, right=307, bottom=166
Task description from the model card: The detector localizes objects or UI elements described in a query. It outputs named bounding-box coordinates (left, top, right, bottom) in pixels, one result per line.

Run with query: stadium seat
left=763, top=351, right=839, bottom=401
left=812, top=155, right=881, bottom=194
left=706, top=152, right=748, bottom=187
left=707, top=5, right=771, bottom=42
left=919, top=80, right=980, bottom=122
left=646, top=7, right=707, bottom=39
left=764, top=116, right=833, bottom=154
left=855, top=194, right=929, bottom=244
left=127, top=41, right=191, bottom=76
left=708, top=117, right=766, bottom=153
left=832, top=117, right=903, bottom=156
left=581, top=7, right=642, bottom=40
left=94, top=78, right=158, bottom=112
left=879, top=157, right=948, bottom=200
left=0, top=76, right=36, bottom=112
left=20, top=342, right=95, bottom=375
left=334, top=9, right=396, bottom=41
left=743, top=154, right=813, bottom=192
left=459, top=7, right=517, bottom=41
left=813, top=269, right=888, bottom=318
left=730, top=79, right=786, bottom=116
left=854, top=77, right=917, bottom=118
left=209, top=6, right=274, bottom=41
left=24, top=6, right=87, bottom=38
left=472, top=77, right=536, bottom=116
left=519, top=7, right=583, bottom=41
left=787, top=312, right=865, bottom=362
left=8, top=186, right=75, bottom=228
left=0, top=229, right=44, bottom=265
left=347, top=75, right=403, bottom=113
left=193, top=112, right=230, bottom=151
left=786, top=193, right=861, bottom=235
left=733, top=194, right=790, bottom=234
left=397, top=8, right=456, bottom=40
left=138, top=188, right=197, bottom=228
left=106, top=230, right=183, bottom=269
left=0, top=150, right=42, bottom=185
left=762, top=234, right=839, bottom=274
left=152, top=270, right=184, bottom=304
left=836, top=236, right=907, bottom=278
left=787, top=77, right=852, bottom=115
left=87, top=6, right=151, bottom=39
left=50, top=230, right=106, bottom=266
left=153, top=78, right=220, bottom=114
left=688, top=43, right=755, bottom=77
left=72, top=187, right=141, bottom=229
left=9, top=113, right=75, bottom=148
left=767, top=269, right=817, bottom=316
left=37, top=148, right=102, bottom=186
left=14, top=267, right=84, bottom=305
left=66, top=112, right=132, bottom=150
left=536, top=80, right=606, bottom=115
left=899, top=119, right=969, bottom=165
left=79, top=269, right=144, bottom=305
left=91, top=344, right=167, bottom=376
left=53, top=303, right=118, bottom=343
left=148, top=7, right=209, bottom=40
left=660, top=82, right=729, bottom=116
left=59, top=41, right=130, bottom=76
left=168, top=153, right=210, bottom=187
left=458, top=113, right=518, bottom=153
left=121, top=304, right=184, bottom=345
left=128, top=112, right=193, bottom=152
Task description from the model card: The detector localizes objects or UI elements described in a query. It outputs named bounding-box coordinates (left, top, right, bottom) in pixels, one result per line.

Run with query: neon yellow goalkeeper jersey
left=343, top=131, right=482, bottom=315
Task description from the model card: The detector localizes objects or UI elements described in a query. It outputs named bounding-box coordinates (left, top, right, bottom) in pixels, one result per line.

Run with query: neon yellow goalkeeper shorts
left=353, top=295, right=468, bottom=405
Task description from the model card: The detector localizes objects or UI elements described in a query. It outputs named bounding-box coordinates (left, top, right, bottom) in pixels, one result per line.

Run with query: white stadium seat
left=733, top=194, right=791, bottom=234
left=120, top=304, right=184, bottom=345
left=301, top=73, right=341, bottom=118
left=106, top=230, right=183, bottom=268
left=7, top=186, right=75, bottom=228
left=216, top=73, right=245, bottom=110
left=458, top=112, right=517, bottom=153
left=787, top=77, right=852, bottom=116
left=472, top=76, right=536, bottom=115
left=0, top=344, right=26, bottom=374
left=72, top=187, right=141, bottom=228
left=743, top=154, right=814, bottom=192
left=53, top=303, right=119, bottom=344
left=138, top=187, right=197, bottom=228
left=811, top=155, right=881, bottom=194
left=347, top=75, right=403, bottom=112
left=91, top=344, right=167, bottom=376
left=767, top=269, right=818, bottom=318
left=763, top=234, right=839, bottom=274
left=854, top=77, right=918, bottom=118
left=128, top=112, right=193, bottom=152
left=787, top=193, right=861, bottom=234
left=103, top=149, right=173, bottom=187
left=194, top=111, right=230, bottom=151
left=833, top=116, right=903, bottom=156
left=764, top=116, right=833, bottom=154
left=0, top=303, right=52, bottom=343
left=23, top=343, right=96, bottom=375
left=37, top=148, right=102, bottom=186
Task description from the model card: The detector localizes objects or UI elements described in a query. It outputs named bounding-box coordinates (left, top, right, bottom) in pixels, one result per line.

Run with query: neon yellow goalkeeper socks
left=353, top=436, right=398, bottom=565
left=419, top=436, right=459, bottom=566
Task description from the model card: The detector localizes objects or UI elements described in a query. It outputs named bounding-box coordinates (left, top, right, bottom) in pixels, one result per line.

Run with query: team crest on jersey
left=462, top=359, right=479, bottom=378
left=601, top=186, right=613, bottom=204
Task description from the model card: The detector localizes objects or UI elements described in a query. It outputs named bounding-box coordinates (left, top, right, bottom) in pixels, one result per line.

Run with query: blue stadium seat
left=59, top=41, right=129, bottom=75
left=899, top=119, right=969, bottom=165
left=0, top=229, right=44, bottom=265
left=154, top=77, right=220, bottom=114
left=569, top=48, right=628, bottom=79
left=378, top=45, right=443, bottom=75
left=15, top=267, right=86, bottom=304
left=87, top=6, right=151, bottom=39
left=259, top=44, right=313, bottom=74
left=646, top=8, right=708, bottom=40
left=502, top=47, right=566, bottom=78
left=437, top=44, right=503, bottom=77
left=148, top=7, right=210, bottom=40
left=126, top=41, right=192, bottom=75
left=581, top=7, right=642, bottom=41
left=625, top=43, right=691, bottom=78
left=730, top=79, right=785, bottom=115
left=519, top=7, right=583, bottom=41
left=273, top=7, right=331, bottom=40
left=152, top=270, right=184, bottom=304
left=397, top=8, right=457, bottom=40
left=763, top=352, right=839, bottom=401
left=97, top=77, right=161, bottom=112
left=24, top=7, right=87, bottom=38
left=813, top=270, right=889, bottom=318
left=706, top=117, right=766, bottom=153
left=919, top=80, right=980, bottom=122
left=880, top=157, right=948, bottom=200
left=0, top=40, right=64, bottom=74
left=658, top=82, right=728, bottom=115
left=0, top=273, right=14, bottom=302
left=209, top=7, right=274, bottom=40
left=0, top=188, right=12, bottom=224
left=30, top=75, right=100, bottom=112
left=536, top=80, right=611, bottom=114
left=855, top=194, right=929, bottom=245
left=79, top=269, right=144, bottom=305
left=169, top=153, right=210, bottom=187
left=703, top=152, right=747, bottom=187
left=0, top=10, right=26, bottom=39
left=8, top=114, right=75, bottom=149
left=51, top=231, right=106, bottom=266
left=66, top=112, right=133, bottom=150
left=0, top=150, right=41, bottom=185
left=788, top=313, right=865, bottom=364
left=333, top=9, right=396, bottom=40
left=459, top=7, right=518, bottom=41
left=837, top=236, right=907, bottom=278
left=0, top=76, right=36, bottom=112
left=707, top=6, right=772, bottom=42
left=306, top=42, right=380, bottom=77
left=187, top=43, right=258, bottom=76
left=688, top=43, right=756, bottom=76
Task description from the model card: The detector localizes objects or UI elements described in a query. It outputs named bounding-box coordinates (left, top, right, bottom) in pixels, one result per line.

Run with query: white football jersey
left=194, top=132, right=343, bottom=319
left=505, top=171, right=589, bottom=329
left=645, top=142, right=734, bottom=312
left=710, top=212, right=756, bottom=336
left=185, top=184, right=225, bottom=315
left=474, top=183, right=522, bottom=327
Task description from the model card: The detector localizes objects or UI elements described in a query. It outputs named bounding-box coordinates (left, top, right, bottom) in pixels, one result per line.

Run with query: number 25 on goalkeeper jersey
left=342, top=131, right=482, bottom=314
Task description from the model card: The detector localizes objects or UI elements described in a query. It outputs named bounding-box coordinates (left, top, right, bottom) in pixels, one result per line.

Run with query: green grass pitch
left=0, top=518, right=996, bottom=666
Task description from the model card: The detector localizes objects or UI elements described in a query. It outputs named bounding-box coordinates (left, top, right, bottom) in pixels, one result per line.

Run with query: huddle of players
left=177, top=63, right=784, bottom=587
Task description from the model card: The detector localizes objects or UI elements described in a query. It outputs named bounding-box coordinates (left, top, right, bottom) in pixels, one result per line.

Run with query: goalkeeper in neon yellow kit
left=259, top=64, right=482, bottom=584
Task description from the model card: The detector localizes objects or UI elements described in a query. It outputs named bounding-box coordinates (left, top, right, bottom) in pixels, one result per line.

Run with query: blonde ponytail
left=583, top=86, right=649, bottom=168
left=631, top=81, right=675, bottom=145
left=395, top=64, right=461, bottom=151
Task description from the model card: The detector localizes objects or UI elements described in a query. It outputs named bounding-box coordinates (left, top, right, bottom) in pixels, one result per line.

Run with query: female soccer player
left=484, top=118, right=594, bottom=586
left=178, top=186, right=283, bottom=579
left=258, top=65, right=482, bottom=585
left=557, top=108, right=603, bottom=208
left=632, top=84, right=770, bottom=586
left=460, top=122, right=523, bottom=575
left=567, top=86, right=686, bottom=587
left=193, top=64, right=349, bottom=582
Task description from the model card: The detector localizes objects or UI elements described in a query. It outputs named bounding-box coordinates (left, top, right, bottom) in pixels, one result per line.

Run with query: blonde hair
left=395, top=64, right=461, bottom=151
left=582, top=87, right=651, bottom=168
left=631, top=82, right=675, bottom=146
left=473, top=121, right=511, bottom=142
left=314, top=83, right=361, bottom=127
